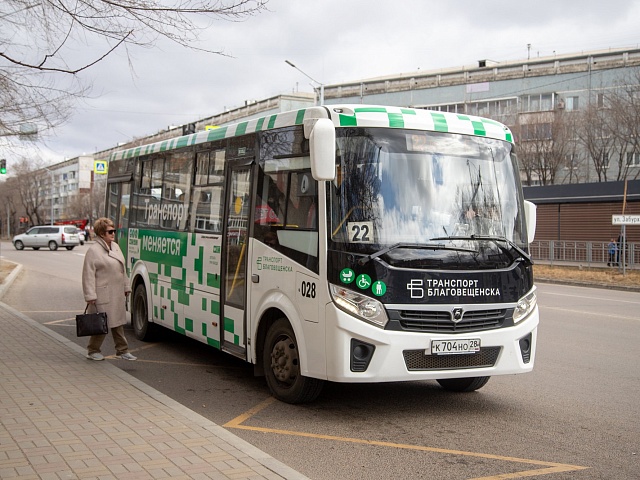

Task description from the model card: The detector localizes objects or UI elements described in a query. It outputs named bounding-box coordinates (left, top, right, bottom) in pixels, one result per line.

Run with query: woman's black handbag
left=76, top=305, right=108, bottom=337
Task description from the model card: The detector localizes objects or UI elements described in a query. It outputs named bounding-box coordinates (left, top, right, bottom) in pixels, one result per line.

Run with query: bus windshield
left=328, top=127, right=528, bottom=269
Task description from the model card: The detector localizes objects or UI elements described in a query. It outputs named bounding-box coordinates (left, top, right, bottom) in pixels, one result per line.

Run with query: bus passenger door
left=221, top=165, right=252, bottom=358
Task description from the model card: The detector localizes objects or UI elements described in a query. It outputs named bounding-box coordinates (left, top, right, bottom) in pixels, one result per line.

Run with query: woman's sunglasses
left=107, top=229, right=116, bottom=234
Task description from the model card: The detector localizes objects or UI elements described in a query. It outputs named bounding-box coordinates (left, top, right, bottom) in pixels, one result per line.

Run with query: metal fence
left=529, top=240, right=638, bottom=269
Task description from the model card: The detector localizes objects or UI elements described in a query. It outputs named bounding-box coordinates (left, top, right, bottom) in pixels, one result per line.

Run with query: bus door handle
left=252, top=274, right=260, bottom=283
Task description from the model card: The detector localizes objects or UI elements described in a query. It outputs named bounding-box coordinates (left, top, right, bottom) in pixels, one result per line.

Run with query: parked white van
left=13, top=225, right=81, bottom=251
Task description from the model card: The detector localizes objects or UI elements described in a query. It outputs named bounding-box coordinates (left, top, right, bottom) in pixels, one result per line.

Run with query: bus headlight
left=330, top=284, right=389, bottom=328
left=513, top=287, right=537, bottom=324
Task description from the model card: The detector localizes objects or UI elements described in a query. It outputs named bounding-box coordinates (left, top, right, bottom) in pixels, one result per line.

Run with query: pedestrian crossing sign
left=94, top=160, right=108, bottom=174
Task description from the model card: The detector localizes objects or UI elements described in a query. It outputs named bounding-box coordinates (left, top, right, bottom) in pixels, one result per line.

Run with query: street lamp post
left=285, top=60, right=324, bottom=105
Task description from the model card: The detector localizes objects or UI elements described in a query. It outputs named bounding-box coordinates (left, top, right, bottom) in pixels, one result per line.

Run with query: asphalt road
left=1, top=241, right=639, bottom=480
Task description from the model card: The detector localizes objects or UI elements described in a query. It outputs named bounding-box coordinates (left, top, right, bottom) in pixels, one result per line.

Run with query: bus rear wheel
left=436, top=376, right=490, bottom=392
left=132, top=284, right=157, bottom=341
left=263, top=318, right=324, bottom=404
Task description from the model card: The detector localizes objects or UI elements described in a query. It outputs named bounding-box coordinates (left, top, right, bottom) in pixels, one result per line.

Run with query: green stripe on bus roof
left=431, top=112, right=449, bottom=132
left=295, top=109, right=306, bottom=124
left=176, top=136, right=189, bottom=149
left=354, top=107, right=388, bottom=113
left=471, top=120, right=486, bottom=136
left=207, top=126, right=227, bottom=142
left=388, top=113, right=404, bottom=128
left=256, top=117, right=265, bottom=131
left=401, top=108, right=416, bottom=115
left=339, top=113, right=358, bottom=127
left=267, top=115, right=277, bottom=129
left=236, top=122, right=248, bottom=136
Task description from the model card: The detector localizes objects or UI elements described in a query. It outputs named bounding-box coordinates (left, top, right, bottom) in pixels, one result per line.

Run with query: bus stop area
left=0, top=266, right=307, bottom=480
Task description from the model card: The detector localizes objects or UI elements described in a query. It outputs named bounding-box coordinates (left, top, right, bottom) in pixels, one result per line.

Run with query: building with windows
left=320, top=46, right=640, bottom=186
left=37, top=155, right=95, bottom=224
left=94, top=48, right=640, bottom=188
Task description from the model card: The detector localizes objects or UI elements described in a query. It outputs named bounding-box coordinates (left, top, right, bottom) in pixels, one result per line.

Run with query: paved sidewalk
left=0, top=293, right=308, bottom=479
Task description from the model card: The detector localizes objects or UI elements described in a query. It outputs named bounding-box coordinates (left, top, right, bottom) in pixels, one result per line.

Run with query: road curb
left=0, top=260, right=22, bottom=300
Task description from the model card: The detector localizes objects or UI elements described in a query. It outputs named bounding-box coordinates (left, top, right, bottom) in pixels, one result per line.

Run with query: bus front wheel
left=132, top=284, right=157, bottom=341
left=263, top=318, right=324, bottom=404
left=436, top=376, right=490, bottom=392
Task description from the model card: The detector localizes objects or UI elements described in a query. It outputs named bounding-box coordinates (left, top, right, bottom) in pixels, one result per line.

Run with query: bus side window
left=191, top=186, right=223, bottom=233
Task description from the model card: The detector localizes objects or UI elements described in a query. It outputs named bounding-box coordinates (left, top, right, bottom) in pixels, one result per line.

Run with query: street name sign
left=612, top=215, right=640, bottom=225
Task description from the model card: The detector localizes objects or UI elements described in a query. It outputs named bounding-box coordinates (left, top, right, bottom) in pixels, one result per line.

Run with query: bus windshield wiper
left=357, top=242, right=478, bottom=266
left=431, top=235, right=533, bottom=266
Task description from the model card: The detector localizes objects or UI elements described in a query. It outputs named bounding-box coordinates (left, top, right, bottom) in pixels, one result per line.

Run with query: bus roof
left=108, top=105, right=513, bottom=161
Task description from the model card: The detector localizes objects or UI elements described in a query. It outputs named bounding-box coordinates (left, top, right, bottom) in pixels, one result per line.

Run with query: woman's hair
left=93, top=217, right=114, bottom=237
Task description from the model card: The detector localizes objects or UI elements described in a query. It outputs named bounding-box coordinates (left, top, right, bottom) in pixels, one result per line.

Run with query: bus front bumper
left=322, top=304, right=539, bottom=383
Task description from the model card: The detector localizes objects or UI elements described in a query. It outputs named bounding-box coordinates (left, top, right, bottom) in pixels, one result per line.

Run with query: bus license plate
left=430, top=338, right=481, bottom=355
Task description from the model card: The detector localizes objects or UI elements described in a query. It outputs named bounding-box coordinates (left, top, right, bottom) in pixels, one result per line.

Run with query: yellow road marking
left=225, top=398, right=588, bottom=479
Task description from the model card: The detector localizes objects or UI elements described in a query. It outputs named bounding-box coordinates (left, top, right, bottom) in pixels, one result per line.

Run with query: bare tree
left=9, top=157, right=51, bottom=225
left=0, top=176, right=21, bottom=236
left=575, top=102, right=615, bottom=182
left=514, top=111, right=570, bottom=185
left=66, top=192, right=92, bottom=220
left=607, top=68, right=640, bottom=181
left=0, top=0, right=267, bottom=143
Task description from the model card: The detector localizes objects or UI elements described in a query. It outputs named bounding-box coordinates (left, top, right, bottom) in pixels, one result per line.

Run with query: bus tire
left=263, top=318, right=324, bottom=404
left=132, top=284, right=157, bottom=341
left=436, top=376, right=490, bottom=392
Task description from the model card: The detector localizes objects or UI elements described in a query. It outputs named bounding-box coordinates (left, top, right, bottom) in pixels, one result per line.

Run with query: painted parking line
left=224, top=397, right=589, bottom=479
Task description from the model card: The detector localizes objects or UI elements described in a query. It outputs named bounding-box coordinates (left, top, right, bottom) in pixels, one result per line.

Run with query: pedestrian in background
left=81, top=218, right=136, bottom=361
left=607, top=238, right=617, bottom=266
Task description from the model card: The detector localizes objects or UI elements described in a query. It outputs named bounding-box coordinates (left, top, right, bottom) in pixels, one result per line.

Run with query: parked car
left=77, top=228, right=86, bottom=245
left=12, top=225, right=81, bottom=251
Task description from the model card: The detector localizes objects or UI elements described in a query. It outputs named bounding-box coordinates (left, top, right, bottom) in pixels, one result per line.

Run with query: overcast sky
left=9, top=0, right=640, bottom=165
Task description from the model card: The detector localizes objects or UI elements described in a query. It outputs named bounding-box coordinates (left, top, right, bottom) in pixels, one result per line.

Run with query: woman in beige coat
left=82, top=217, right=136, bottom=361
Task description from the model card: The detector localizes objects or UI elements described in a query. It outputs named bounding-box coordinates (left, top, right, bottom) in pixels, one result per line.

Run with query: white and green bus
left=106, top=105, right=538, bottom=403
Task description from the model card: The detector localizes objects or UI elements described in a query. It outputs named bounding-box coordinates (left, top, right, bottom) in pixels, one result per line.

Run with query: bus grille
left=398, top=309, right=506, bottom=333
left=403, top=347, right=501, bottom=371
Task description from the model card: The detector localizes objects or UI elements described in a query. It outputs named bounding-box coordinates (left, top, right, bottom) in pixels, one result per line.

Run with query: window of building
left=519, top=123, right=552, bottom=141
left=540, top=94, right=553, bottom=111
left=522, top=93, right=554, bottom=113
left=565, top=96, right=579, bottom=111
left=627, top=152, right=640, bottom=167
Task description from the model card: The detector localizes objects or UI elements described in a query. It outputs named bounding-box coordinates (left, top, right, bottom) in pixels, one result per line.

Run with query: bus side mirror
left=523, top=200, right=536, bottom=244
left=309, top=118, right=336, bottom=181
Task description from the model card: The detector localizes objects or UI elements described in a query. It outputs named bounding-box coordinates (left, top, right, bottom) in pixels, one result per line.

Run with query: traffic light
left=0, top=159, right=6, bottom=174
